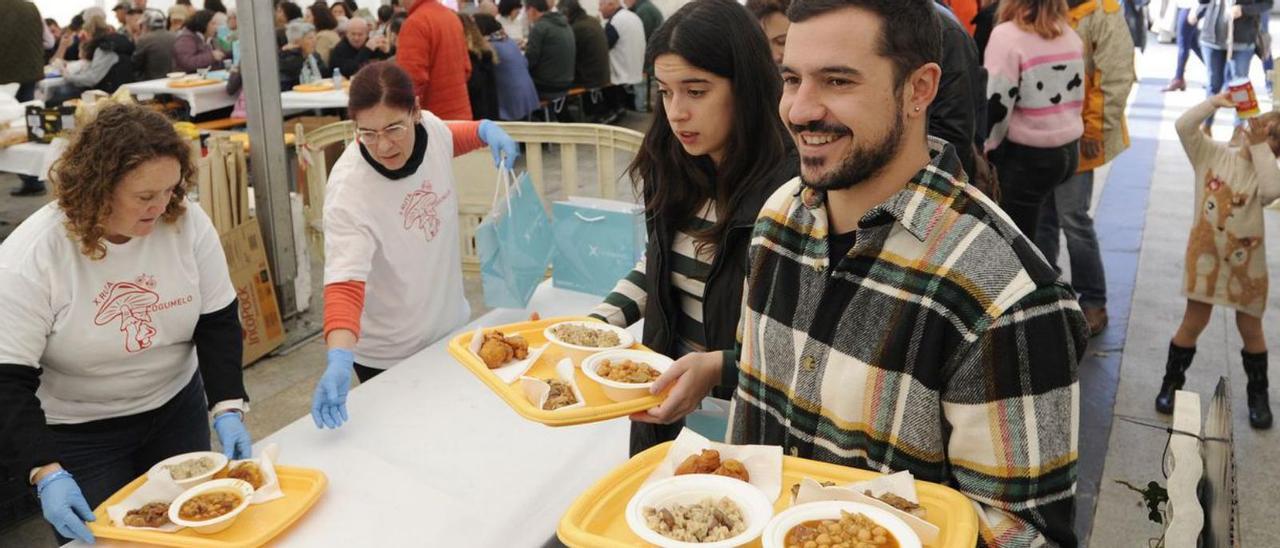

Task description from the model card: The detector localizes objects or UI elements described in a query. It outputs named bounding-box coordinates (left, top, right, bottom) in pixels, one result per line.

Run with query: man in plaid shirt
left=721, top=0, right=1088, bottom=545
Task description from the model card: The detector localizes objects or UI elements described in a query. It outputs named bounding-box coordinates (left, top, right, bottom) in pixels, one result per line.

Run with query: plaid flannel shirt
left=727, top=138, right=1087, bottom=547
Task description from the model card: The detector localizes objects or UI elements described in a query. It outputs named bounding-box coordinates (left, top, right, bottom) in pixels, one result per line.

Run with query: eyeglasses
left=356, top=117, right=414, bottom=145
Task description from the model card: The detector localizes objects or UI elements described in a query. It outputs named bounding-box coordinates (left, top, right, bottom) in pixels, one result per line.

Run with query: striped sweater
left=983, top=21, right=1086, bottom=152
left=591, top=203, right=717, bottom=355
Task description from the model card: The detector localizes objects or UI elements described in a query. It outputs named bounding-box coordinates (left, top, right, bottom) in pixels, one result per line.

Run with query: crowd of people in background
left=3, top=0, right=664, bottom=126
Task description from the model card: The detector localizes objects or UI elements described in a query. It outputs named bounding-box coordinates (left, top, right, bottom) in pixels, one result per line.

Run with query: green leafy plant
left=1114, top=479, right=1170, bottom=548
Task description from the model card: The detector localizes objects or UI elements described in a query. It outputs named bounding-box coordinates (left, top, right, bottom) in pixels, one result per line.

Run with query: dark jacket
left=1199, top=0, right=1273, bottom=49
left=973, top=2, right=998, bottom=63
left=637, top=153, right=799, bottom=401
left=278, top=50, right=328, bottom=90
left=633, top=0, right=664, bottom=40
left=525, top=12, right=576, bottom=94
left=328, top=38, right=389, bottom=80
left=930, top=4, right=981, bottom=179
left=133, top=30, right=177, bottom=81
left=0, top=0, right=44, bottom=85
left=80, top=34, right=136, bottom=93
left=466, top=50, right=500, bottom=120
left=567, top=11, right=611, bottom=89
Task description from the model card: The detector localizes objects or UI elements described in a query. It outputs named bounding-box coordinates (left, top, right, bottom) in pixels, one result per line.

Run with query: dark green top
left=0, top=0, right=46, bottom=85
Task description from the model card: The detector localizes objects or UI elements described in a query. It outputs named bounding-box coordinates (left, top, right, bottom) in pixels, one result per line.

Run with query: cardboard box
left=220, top=219, right=285, bottom=366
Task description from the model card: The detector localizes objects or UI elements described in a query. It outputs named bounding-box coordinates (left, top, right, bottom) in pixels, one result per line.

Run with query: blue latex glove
left=478, top=119, right=520, bottom=170
left=213, top=412, right=253, bottom=459
left=311, top=348, right=353, bottom=429
left=37, top=470, right=96, bottom=544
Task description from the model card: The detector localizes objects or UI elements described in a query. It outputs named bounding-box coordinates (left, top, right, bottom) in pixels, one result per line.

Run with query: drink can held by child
left=1229, top=78, right=1262, bottom=119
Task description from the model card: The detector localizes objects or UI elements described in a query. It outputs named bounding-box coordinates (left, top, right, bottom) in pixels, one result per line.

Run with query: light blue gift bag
left=475, top=170, right=554, bottom=308
left=551, top=197, right=647, bottom=296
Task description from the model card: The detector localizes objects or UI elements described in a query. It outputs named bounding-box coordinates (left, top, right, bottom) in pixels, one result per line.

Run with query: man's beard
left=796, top=103, right=905, bottom=192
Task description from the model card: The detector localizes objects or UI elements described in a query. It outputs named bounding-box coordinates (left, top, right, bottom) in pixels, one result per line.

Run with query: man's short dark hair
left=787, top=0, right=940, bottom=89
left=378, top=5, right=395, bottom=23
left=390, top=14, right=407, bottom=34
left=524, top=0, right=550, bottom=13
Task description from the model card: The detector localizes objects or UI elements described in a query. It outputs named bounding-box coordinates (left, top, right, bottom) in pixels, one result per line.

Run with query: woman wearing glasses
left=310, top=61, right=519, bottom=429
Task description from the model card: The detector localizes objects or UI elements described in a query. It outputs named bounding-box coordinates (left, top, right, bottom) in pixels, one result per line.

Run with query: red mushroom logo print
left=94, top=281, right=161, bottom=353
left=400, top=180, right=452, bottom=241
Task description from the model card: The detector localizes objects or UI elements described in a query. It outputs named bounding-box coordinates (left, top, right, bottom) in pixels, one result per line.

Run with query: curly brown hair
left=52, top=103, right=194, bottom=260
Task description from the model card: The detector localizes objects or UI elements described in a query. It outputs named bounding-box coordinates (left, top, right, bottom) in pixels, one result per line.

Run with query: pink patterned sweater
left=983, top=21, right=1086, bottom=152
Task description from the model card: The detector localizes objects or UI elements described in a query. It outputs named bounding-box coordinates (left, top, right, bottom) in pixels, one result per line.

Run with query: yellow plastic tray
left=447, top=316, right=666, bottom=427
left=558, top=442, right=979, bottom=547
left=291, top=81, right=343, bottom=93
left=167, top=79, right=221, bottom=89
left=87, top=465, right=328, bottom=548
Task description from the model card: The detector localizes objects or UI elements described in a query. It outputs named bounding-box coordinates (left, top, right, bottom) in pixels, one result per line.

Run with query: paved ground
left=3, top=35, right=1280, bottom=546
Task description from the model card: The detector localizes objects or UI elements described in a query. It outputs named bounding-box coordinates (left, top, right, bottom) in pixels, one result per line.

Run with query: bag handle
left=489, top=163, right=520, bottom=213
left=573, top=212, right=607, bottom=223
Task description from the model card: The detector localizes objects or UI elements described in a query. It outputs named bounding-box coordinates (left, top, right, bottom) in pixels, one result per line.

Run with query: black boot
left=1156, top=343, right=1196, bottom=414
left=9, top=175, right=45, bottom=197
left=1242, top=351, right=1273, bottom=429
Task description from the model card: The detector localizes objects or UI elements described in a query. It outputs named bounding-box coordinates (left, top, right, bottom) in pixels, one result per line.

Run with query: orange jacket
left=397, top=0, right=474, bottom=120
left=945, top=0, right=979, bottom=34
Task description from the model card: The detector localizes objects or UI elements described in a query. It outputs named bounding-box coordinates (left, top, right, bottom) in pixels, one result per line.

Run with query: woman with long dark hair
left=309, top=62, right=519, bottom=429
left=589, top=0, right=797, bottom=454
left=459, top=12, right=500, bottom=120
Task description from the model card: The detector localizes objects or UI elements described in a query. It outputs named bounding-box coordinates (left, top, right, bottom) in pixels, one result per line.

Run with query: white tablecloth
left=123, top=78, right=236, bottom=116
left=282, top=90, right=349, bottom=112
left=68, top=281, right=635, bottom=548
left=0, top=140, right=64, bottom=181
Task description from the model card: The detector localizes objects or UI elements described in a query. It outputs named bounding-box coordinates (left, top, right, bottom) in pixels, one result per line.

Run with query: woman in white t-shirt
left=0, top=104, right=252, bottom=544
left=310, top=61, right=519, bottom=429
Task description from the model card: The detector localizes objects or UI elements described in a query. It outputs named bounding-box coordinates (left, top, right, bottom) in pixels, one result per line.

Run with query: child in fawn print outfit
left=1158, top=92, right=1280, bottom=429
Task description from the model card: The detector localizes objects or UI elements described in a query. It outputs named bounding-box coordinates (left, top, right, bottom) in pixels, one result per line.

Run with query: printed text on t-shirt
left=91, top=275, right=194, bottom=353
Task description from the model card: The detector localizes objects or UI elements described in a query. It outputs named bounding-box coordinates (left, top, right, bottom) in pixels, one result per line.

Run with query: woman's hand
left=36, top=467, right=95, bottom=544
left=478, top=120, right=520, bottom=170
left=311, top=348, right=354, bottom=429
left=630, top=351, right=723, bottom=424
left=213, top=411, right=253, bottom=459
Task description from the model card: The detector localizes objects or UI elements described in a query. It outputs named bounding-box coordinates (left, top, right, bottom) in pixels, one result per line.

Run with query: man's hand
left=1232, top=5, right=1243, bottom=19
left=367, top=35, right=387, bottom=51
left=1188, top=11, right=1198, bottom=25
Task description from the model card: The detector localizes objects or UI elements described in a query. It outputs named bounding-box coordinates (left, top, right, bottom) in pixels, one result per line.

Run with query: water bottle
left=333, top=68, right=343, bottom=90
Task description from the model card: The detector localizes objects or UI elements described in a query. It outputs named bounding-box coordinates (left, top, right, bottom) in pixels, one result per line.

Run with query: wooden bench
left=194, top=117, right=248, bottom=131
left=534, top=87, right=597, bottom=122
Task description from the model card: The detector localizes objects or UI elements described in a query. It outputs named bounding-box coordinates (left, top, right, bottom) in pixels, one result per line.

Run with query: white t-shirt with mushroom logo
left=0, top=200, right=235, bottom=424
left=323, top=112, right=469, bottom=368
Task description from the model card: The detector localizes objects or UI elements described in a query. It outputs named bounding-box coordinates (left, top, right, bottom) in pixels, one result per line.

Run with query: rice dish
left=643, top=497, right=746, bottom=543
left=551, top=324, right=621, bottom=348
